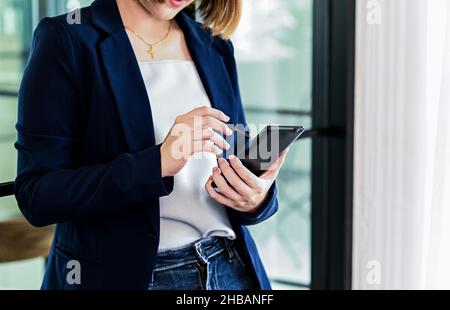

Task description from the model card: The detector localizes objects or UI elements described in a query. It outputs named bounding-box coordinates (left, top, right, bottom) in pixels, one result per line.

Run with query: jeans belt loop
left=194, top=242, right=208, bottom=265
left=225, top=239, right=235, bottom=263
left=149, top=269, right=155, bottom=287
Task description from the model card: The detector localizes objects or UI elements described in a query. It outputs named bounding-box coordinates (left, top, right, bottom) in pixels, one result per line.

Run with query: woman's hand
left=160, top=107, right=233, bottom=177
left=205, top=149, right=289, bottom=213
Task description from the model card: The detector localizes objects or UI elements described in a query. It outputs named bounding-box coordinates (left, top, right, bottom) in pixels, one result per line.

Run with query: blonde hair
left=149, top=0, right=242, bottom=39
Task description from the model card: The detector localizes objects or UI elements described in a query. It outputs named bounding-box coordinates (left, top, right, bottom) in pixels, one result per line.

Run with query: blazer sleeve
left=222, top=39, right=279, bottom=226
left=15, top=18, right=174, bottom=228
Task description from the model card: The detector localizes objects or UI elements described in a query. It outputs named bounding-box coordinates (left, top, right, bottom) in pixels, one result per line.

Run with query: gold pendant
left=148, top=45, right=155, bottom=59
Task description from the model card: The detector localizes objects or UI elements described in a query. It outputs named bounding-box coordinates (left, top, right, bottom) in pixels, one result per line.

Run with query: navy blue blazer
left=15, top=0, right=278, bottom=290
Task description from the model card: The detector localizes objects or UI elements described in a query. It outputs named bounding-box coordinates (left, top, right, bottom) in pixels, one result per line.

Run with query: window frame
left=311, top=0, right=355, bottom=290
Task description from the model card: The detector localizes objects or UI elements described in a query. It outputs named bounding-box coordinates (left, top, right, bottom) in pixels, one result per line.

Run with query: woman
left=15, top=0, right=287, bottom=290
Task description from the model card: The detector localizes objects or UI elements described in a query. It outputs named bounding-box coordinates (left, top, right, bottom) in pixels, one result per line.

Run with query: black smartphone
left=238, top=125, right=304, bottom=176
left=212, top=125, right=304, bottom=188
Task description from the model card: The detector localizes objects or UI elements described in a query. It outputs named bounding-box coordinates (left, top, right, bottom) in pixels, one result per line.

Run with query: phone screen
left=212, top=126, right=304, bottom=188
left=239, top=126, right=304, bottom=176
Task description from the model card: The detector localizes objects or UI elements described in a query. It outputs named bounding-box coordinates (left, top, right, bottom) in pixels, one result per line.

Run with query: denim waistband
left=154, top=237, right=236, bottom=271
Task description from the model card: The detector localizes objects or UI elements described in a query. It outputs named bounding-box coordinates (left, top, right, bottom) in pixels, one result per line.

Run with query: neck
left=116, top=0, right=172, bottom=35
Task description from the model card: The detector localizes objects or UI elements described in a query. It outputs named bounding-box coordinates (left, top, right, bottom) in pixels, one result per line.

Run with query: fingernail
left=224, top=114, right=230, bottom=122
left=218, top=158, right=226, bottom=164
left=225, top=142, right=231, bottom=149
left=226, top=127, right=233, bottom=136
left=216, top=148, right=223, bottom=155
left=229, top=155, right=236, bottom=160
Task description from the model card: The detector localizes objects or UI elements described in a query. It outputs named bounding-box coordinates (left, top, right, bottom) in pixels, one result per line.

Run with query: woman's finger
left=193, top=106, right=230, bottom=123
left=185, top=109, right=233, bottom=137
left=195, top=128, right=231, bottom=151
left=192, top=140, right=223, bottom=156
left=203, top=116, right=233, bottom=136
left=217, top=158, right=253, bottom=198
left=228, top=155, right=262, bottom=190
left=260, top=149, right=289, bottom=179
left=268, top=149, right=289, bottom=170
left=212, top=167, right=244, bottom=203
left=205, top=178, right=237, bottom=209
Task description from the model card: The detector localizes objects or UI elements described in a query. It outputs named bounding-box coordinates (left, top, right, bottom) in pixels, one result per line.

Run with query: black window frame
left=0, top=0, right=356, bottom=290
left=311, top=0, right=355, bottom=290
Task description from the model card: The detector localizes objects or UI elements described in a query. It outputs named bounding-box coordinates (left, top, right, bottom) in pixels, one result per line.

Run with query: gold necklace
left=125, top=22, right=172, bottom=59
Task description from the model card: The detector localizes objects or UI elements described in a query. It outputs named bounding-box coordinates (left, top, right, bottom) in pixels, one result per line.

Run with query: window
left=0, top=1, right=31, bottom=218
left=233, top=0, right=313, bottom=288
left=0, top=0, right=39, bottom=289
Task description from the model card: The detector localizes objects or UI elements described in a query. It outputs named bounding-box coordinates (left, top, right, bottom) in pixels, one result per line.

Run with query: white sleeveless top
left=138, top=60, right=236, bottom=251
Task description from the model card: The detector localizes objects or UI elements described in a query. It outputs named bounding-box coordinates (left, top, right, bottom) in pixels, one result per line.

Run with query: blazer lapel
left=92, top=0, right=155, bottom=152
left=99, top=31, right=156, bottom=152
left=91, top=0, right=237, bottom=153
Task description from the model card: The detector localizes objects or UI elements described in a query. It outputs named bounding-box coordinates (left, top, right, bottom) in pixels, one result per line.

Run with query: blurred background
left=0, top=0, right=449, bottom=290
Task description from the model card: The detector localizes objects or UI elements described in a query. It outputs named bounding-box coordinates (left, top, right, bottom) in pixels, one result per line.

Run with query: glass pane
left=253, top=140, right=311, bottom=286
left=0, top=196, right=47, bottom=290
left=51, top=0, right=94, bottom=16
left=0, top=196, right=46, bottom=290
left=0, top=258, right=46, bottom=290
left=234, top=0, right=313, bottom=115
left=234, top=0, right=313, bottom=287
left=0, top=0, right=31, bottom=92
left=0, top=96, right=17, bottom=185
left=0, top=0, right=29, bottom=214
left=0, top=0, right=46, bottom=291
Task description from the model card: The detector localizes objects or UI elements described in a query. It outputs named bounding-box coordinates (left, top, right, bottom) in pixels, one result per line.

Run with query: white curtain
left=353, top=0, right=450, bottom=289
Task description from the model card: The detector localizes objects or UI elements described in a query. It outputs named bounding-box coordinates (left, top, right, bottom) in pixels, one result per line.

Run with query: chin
left=139, top=0, right=194, bottom=21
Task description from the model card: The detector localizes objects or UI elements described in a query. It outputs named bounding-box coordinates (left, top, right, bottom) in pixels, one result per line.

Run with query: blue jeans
left=148, top=237, right=257, bottom=290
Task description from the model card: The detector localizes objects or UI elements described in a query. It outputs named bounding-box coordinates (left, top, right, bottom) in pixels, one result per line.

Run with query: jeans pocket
left=149, top=262, right=205, bottom=290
